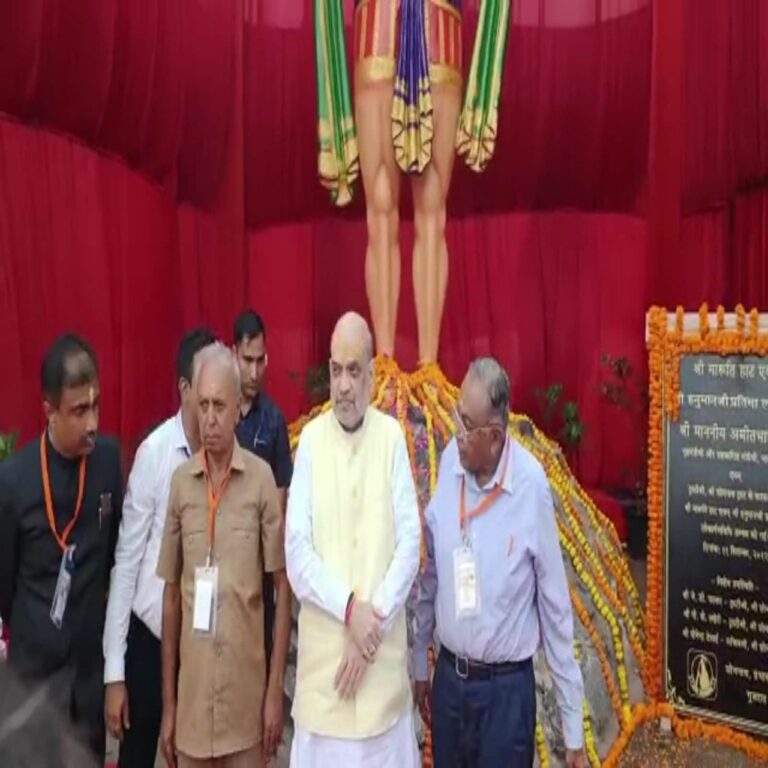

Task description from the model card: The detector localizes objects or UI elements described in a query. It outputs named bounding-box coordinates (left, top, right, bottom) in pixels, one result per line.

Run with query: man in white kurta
left=286, top=312, right=422, bottom=768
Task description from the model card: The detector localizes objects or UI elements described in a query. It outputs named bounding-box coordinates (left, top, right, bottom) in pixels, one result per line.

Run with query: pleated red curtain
left=0, top=0, right=767, bottom=494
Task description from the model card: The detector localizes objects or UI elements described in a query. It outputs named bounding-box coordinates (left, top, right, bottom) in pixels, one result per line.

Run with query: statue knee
left=414, top=201, right=447, bottom=239
left=369, top=166, right=395, bottom=217
left=366, top=167, right=399, bottom=247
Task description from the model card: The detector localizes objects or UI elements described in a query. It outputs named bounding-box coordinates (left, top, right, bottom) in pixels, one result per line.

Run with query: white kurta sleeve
left=286, top=434, right=352, bottom=622
left=372, top=432, right=421, bottom=629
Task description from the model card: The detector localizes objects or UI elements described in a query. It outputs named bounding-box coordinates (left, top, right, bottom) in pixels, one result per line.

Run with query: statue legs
left=411, top=82, right=462, bottom=364
left=355, top=75, right=460, bottom=364
left=355, top=80, right=402, bottom=359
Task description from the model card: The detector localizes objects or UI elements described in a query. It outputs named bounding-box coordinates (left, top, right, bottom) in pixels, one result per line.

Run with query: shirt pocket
left=495, top=524, right=535, bottom=612
left=181, top=521, right=208, bottom=568
left=222, top=511, right=263, bottom=597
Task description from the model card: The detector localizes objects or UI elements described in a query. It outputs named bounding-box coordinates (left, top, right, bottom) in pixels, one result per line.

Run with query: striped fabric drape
left=314, top=0, right=359, bottom=206
left=456, top=0, right=511, bottom=172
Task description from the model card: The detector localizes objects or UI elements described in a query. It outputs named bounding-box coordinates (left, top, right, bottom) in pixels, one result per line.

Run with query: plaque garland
left=633, top=304, right=768, bottom=765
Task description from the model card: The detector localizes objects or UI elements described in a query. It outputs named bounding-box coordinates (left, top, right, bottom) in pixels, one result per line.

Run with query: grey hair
left=467, top=357, right=510, bottom=423
left=193, top=341, right=241, bottom=397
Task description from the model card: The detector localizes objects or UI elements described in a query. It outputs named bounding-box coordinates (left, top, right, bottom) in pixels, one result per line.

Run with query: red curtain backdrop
left=1, top=0, right=767, bottom=494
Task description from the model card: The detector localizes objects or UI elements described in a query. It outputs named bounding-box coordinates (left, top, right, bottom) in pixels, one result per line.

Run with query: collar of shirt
left=237, top=393, right=271, bottom=447
left=239, top=391, right=265, bottom=422
left=173, top=410, right=192, bottom=458
left=328, top=405, right=372, bottom=449
left=450, top=435, right=515, bottom=495
left=187, top=440, right=247, bottom=477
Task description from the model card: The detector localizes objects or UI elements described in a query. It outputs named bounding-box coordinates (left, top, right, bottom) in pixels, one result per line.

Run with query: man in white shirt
left=285, top=311, right=422, bottom=768
left=414, top=357, right=587, bottom=768
left=103, top=328, right=216, bottom=768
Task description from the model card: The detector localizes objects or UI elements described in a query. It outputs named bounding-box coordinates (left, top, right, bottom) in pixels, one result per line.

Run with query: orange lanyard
left=459, top=440, right=510, bottom=531
left=40, top=432, right=86, bottom=552
left=201, top=452, right=232, bottom=561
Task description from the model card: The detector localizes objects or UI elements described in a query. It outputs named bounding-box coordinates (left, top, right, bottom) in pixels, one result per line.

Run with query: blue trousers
left=431, top=650, right=536, bottom=768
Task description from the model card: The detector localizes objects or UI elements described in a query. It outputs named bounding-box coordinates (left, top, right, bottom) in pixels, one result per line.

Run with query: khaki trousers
left=177, top=743, right=264, bottom=768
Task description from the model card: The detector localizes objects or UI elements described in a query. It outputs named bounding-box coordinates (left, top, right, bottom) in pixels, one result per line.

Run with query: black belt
left=440, top=647, right=532, bottom=681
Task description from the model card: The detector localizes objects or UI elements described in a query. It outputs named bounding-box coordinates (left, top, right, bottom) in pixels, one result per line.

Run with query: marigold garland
left=569, top=585, right=625, bottom=723
left=535, top=720, right=549, bottom=767
left=603, top=702, right=768, bottom=767
left=645, top=307, right=667, bottom=700
left=512, top=415, right=641, bottom=610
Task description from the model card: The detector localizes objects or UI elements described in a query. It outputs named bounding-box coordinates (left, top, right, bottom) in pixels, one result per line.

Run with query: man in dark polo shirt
left=232, top=311, right=292, bottom=661
left=0, top=334, right=123, bottom=763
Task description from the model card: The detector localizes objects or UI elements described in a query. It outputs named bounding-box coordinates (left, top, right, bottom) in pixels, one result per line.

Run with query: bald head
left=329, top=311, right=374, bottom=430
left=330, top=311, right=373, bottom=364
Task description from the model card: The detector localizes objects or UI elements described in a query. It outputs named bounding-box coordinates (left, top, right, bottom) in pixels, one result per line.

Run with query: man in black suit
left=0, top=333, right=123, bottom=763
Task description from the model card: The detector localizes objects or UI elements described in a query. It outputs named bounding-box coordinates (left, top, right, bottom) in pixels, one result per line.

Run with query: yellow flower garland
left=535, top=720, right=550, bottom=767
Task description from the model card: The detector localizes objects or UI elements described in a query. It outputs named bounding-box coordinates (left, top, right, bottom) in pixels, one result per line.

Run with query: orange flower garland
left=645, top=307, right=666, bottom=700
left=603, top=702, right=768, bottom=766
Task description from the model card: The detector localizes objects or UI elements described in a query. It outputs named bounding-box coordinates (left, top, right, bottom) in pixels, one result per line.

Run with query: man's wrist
left=162, top=687, right=177, bottom=708
left=267, top=662, right=285, bottom=693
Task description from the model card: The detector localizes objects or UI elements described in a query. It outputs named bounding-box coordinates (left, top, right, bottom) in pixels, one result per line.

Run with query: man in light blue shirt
left=414, top=357, right=587, bottom=768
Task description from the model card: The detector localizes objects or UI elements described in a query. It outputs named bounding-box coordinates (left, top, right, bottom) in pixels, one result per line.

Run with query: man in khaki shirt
left=156, top=343, right=290, bottom=768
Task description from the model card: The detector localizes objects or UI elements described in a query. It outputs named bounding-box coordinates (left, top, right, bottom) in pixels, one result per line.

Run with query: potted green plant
left=533, top=384, right=586, bottom=474
left=534, top=384, right=563, bottom=433
left=599, top=354, right=649, bottom=559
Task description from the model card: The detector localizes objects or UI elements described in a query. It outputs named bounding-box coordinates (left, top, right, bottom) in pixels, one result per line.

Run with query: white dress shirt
left=285, top=417, right=422, bottom=768
left=103, top=412, right=190, bottom=683
left=414, top=437, right=585, bottom=750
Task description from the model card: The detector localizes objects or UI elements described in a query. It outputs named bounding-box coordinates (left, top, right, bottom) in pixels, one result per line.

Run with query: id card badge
left=453, top=544, right=480, bottom=620
left=193, top=566, right=219, bottom=636
left=50, top=545, right=76, bottom=629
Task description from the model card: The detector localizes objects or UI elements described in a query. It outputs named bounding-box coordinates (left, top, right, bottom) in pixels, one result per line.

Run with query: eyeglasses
left=452, top=406, right=505, bottom=441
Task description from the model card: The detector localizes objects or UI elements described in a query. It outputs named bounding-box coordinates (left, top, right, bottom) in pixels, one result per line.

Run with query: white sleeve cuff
left=562, top=707, right=584, bottom=751
left=104, top=655, right=126, bottom=684
left=329, top=583, right=351, bottom=624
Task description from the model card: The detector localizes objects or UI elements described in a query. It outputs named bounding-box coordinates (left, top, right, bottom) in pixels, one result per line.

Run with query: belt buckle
left=455, top=654, right=470, bottom=680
